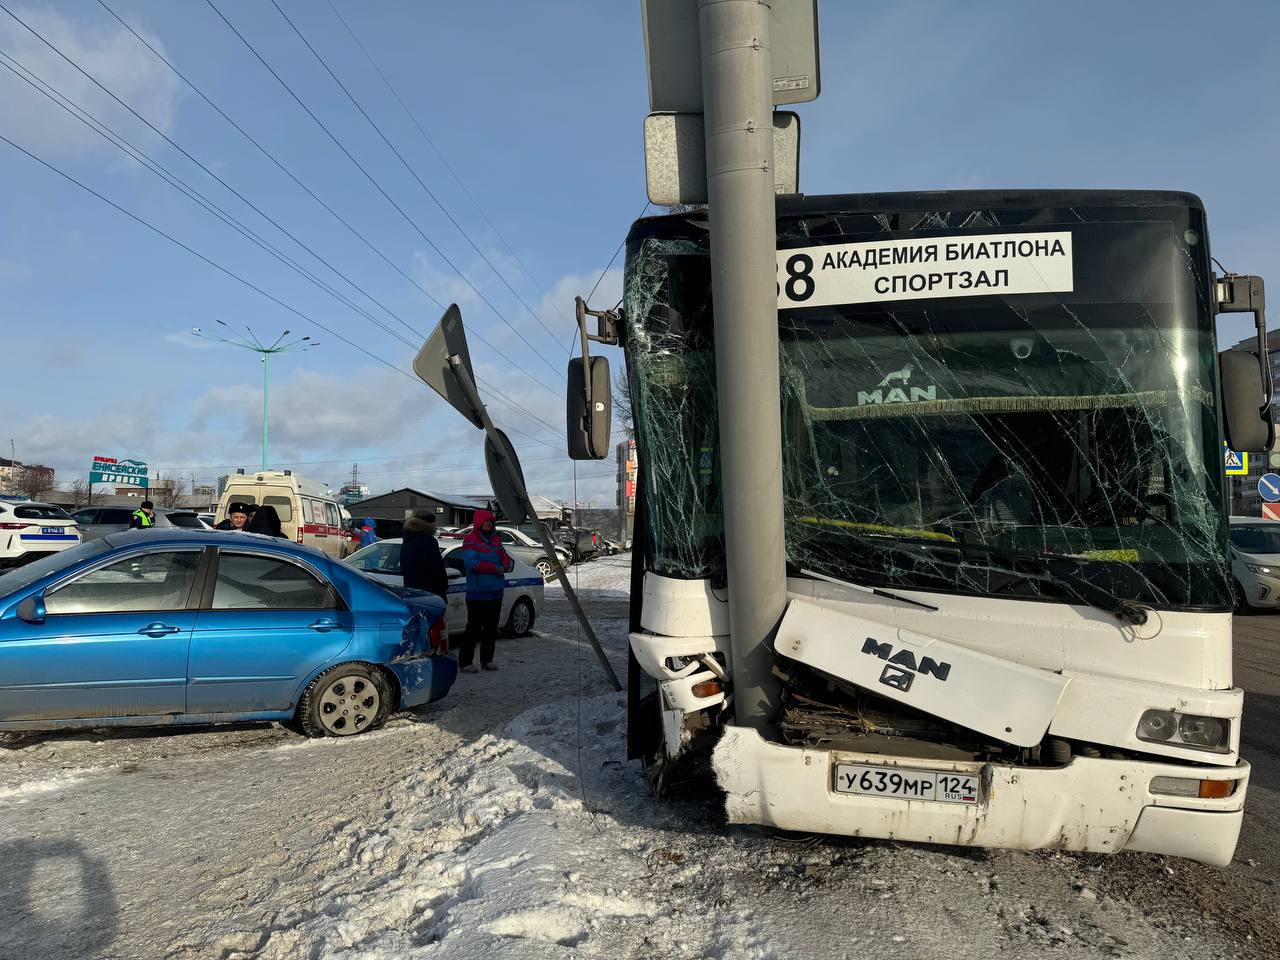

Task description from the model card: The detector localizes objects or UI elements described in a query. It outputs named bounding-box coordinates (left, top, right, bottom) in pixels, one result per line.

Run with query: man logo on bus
left=858, top=363, right=937, bottom=406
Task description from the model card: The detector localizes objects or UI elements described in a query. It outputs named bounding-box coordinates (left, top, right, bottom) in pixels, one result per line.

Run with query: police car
left=345, top=539, right=543, bottom=637
left=0, top=500, right=81, bottom=568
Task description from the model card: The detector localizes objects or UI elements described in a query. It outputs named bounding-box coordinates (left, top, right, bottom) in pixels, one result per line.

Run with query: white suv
left=0, top=500, right=81, bottom=568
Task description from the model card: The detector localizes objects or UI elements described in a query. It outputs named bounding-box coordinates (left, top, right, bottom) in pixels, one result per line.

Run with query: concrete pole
left=698, top=0, right=786, bottom=730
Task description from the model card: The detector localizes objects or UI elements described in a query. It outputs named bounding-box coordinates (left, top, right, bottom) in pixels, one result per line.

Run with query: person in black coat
left=401, top=512, right=448, bottom=601
left=244, top=504, right=288, bottom=538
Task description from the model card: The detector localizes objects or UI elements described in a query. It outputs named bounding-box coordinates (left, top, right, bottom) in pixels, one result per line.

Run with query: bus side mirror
left=1217, top=273, right=1274, bottom=453
left=567, top=356, right=612, bottom=459
left=1220, top=350, right=1275, bottom=453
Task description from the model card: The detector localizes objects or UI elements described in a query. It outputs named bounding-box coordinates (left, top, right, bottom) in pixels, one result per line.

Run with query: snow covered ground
left=0, top=555, right=1271, bottom=959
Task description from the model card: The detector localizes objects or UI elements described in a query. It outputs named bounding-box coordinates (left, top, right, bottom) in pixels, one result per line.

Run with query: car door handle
left=138, top=622, right=182, bottom=637
left=308, top=618, right=337, bottom=632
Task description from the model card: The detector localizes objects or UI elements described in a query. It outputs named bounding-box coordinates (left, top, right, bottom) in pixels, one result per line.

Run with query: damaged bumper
left=713, top=726, right=1249, bottom=867
left=386, top=655, right=458, bottom=710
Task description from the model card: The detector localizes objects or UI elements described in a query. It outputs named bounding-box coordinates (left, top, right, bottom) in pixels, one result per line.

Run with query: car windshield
left=0, top=539, right=110, bottom=596
left=346, top=541, right=402, bottom=574
left=623, top=198, right=1230, bottom=609
left=1230, top=525, right=1280, bottom=554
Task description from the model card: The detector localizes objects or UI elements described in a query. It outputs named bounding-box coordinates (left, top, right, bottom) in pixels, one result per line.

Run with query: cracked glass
left=623, top=196, right=1231, bottom=611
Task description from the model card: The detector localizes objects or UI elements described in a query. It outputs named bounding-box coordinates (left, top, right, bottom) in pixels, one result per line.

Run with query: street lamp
left=191, top=322, right=319, bottom=471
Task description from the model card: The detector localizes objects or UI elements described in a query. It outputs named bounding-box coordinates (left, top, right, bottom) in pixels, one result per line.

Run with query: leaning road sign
left=89, top=456, right=148, bottom=487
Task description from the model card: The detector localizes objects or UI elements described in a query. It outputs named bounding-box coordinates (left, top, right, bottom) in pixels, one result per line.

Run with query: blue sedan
left=0, top=530, right=457, bottom=739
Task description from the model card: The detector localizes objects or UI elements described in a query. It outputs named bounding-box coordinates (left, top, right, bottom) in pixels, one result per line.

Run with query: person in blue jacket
left=358, top=517, right=379, bottom=548
left=459, top=508, right=513, bottom=673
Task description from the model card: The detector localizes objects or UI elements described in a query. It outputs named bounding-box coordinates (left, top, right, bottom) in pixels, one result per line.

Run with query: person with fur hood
left=459, top=508, right=514, bottom=673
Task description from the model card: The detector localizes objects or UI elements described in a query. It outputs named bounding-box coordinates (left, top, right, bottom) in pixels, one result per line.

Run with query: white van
left=215, top=470, right=347, bottom=558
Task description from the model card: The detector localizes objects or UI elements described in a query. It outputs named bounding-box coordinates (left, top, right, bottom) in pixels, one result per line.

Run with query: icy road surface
left=1, top=555, right=1276, bottom=959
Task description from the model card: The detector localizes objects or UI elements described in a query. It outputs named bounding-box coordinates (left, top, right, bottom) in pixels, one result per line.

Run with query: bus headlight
left=1137, top=709, right=1230, bottom=752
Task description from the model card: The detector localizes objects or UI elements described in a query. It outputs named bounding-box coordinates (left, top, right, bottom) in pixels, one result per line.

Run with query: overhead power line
left=0, top=131, right=562, bottom=451
left=0, top=43, right=563, bottom=445
left=84, top=0, right=565, bottom=408
left=274, top=0, right=565, bottom=348
left=203, top=0, right=566, bottom=380
left=320, top=0, right=568, bottom=330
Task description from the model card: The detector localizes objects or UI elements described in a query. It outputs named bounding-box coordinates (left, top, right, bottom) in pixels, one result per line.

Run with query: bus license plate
left=833, top=764, right=978, bottom=804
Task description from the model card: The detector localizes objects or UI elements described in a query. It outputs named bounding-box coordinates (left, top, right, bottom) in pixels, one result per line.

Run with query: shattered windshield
left=623, top=197, right=1231, bottom=610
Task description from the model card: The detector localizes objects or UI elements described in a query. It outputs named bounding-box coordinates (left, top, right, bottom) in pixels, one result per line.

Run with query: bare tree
left=151, top=474, right=183, bottom=508
left=67, top=478, right=101, bottom=508
left=16, top=465, right=54, bottom=500
left=614, top=367, right=634, bottom=439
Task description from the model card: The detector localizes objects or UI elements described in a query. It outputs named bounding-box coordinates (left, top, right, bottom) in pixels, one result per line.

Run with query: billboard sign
left=89, top=456, right=148, bottom=488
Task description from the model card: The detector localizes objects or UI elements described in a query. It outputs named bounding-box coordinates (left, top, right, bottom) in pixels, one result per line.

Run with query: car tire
left=506, top=597, right=535, bottom=637
left=297, top=662, right=391, bottom=738
left=1233, top=579, right=1251, bottom=615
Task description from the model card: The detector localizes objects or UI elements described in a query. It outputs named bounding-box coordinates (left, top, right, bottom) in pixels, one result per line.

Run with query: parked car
left=0, top=500, right=81, bottom=569
left=441, top=523, right=573, bottom=576
left=345, top=539, right=542, bottom=637
left=601, top=538, right=624, bottom=556
left=197, top=513, right=216, bottom=527
left=70, top=505, right=174, bottom=540
left=0, top=530, right=456, bottom=739
left=157, top=508, right=212, bottom=530
left=1230, top=516, right=1280, bottom=612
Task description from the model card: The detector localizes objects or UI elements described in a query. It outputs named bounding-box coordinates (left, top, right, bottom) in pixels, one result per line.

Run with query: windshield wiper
left=793, top=565, right=939, bottom=612
left=914, top=540, right=1150, bottom=626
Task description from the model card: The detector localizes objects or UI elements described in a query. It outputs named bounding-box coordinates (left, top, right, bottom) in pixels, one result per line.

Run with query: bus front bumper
left=713, top=726, right=1248, bottom=867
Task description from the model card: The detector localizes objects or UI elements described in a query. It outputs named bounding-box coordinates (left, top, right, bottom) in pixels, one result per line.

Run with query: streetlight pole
left=190, top=322, right=318, bottom=471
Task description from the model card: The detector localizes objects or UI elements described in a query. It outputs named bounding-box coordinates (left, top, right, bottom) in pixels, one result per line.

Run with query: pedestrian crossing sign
left=1225, top=443, right=1248, bottom=475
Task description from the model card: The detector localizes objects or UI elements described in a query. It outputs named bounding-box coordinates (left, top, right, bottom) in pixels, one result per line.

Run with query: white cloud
left=0, top=4, right=184, bottom=160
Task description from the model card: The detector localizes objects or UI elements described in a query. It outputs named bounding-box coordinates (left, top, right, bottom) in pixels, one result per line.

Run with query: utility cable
left=0, top=132, right=561, bottom=448
left=282, top=0, right=565, bottom=348
left=321, top=0, right=570, bottom=332
left=204, top=0, right=566, bottom=380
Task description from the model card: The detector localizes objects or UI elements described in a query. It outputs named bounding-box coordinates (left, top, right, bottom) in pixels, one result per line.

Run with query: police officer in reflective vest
left=129, top=500, right=156, bottom=529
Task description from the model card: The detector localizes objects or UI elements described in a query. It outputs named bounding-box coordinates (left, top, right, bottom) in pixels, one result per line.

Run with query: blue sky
left=2, top=0, right=1278, bottom=504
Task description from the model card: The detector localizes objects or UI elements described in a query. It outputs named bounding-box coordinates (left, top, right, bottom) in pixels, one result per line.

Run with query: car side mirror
left=17, top=594, right=46, bottom=624
left=1220, top=349, right=1275, bottom=453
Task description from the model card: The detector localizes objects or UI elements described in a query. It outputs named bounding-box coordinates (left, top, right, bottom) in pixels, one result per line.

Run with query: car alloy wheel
left=508, top=597, right=534, bottom=637
left=535, top=558, right=553, bottom=579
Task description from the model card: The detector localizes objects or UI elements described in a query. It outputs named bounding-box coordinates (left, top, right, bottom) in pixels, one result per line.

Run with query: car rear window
left=14, top=505, right=71, bottom=521
left=100, top=508, right=136, bottom=524
left=166, top=513, right=204, bottom=529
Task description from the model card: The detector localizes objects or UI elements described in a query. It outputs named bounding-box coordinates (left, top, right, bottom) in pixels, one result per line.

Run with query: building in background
left=616, top=439, right=637, bottom=545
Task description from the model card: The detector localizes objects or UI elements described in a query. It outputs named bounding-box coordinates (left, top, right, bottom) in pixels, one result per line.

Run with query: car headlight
left=1245, top=562, right=1274, bottom=574
left=1136, top=709, right=1230, bottom=752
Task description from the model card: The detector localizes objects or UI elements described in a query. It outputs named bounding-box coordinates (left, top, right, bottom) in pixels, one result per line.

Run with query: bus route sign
left=89, top=456, right=149, bottom=488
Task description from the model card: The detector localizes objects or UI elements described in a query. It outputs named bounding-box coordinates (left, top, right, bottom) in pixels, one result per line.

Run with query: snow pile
left=544, top=556, right=632, bottom=601
left=234, top=685, right=1229, bottom=960
left=247, top=692, right=778, bottom=959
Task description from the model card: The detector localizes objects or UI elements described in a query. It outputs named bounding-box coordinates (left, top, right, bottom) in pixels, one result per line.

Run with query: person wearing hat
left=215, top=502, right=251, bottom=531
left=129, top=500, right=156, bottom=529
